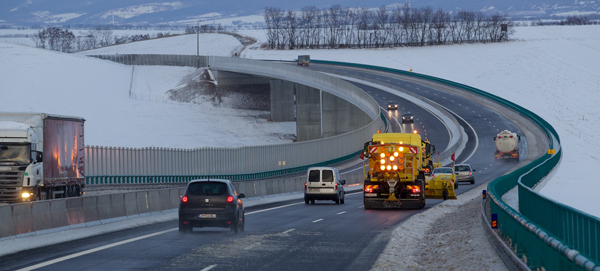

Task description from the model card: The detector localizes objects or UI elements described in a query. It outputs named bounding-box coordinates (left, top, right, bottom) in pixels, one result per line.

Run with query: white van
left=304, top=167, right=346, bottom=205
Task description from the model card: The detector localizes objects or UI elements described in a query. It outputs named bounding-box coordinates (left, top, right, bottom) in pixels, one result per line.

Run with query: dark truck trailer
left=0, top=113, right=85, bottom=202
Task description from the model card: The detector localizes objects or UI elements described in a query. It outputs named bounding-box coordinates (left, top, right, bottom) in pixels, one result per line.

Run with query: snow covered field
left=1, top=25, right=599, bottom=218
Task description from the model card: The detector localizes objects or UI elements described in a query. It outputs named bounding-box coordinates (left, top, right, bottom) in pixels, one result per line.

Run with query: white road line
left=337, top=211, right=347, bottom=215
left=246, top=202, right=304, bottom=215
left=283, top=229, right=295, bottom=234
left=16, top=228, right=177, bottom=271
left=359, top=206, right=365, bottom=209
left=312, top=219, right=323, bottom=223
left=200, top=264, right=218, bottom=271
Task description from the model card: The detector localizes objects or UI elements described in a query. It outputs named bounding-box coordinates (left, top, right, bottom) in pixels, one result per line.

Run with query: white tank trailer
left=494, top=130, right=520, bottom=161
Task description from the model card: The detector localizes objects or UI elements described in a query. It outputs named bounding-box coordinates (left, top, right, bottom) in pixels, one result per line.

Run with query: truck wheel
left=443, top=190, right=448, bottom=201
left=305, top=198, right=309, bottom=205
left=311, top=199, right=315, bottom=205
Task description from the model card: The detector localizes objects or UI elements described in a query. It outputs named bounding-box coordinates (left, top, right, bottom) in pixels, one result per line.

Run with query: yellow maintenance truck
left=361, top=132, right=455, bottom=209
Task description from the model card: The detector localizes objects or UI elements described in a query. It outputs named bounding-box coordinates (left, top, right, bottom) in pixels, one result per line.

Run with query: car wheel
left=178, top=220, right=189, bottom=233
left=335, top=197, right=340, bottom=204
left=231, top=214, right=240, bottom=233
left=341, top=197, right=345, bottom=204
left=471, top=179, right=475, bottom=184
left=311, top=199, right=315, bottom=204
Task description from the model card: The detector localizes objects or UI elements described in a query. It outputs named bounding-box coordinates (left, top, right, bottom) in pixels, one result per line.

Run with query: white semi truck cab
left=0, top=113, right=85, bottom=202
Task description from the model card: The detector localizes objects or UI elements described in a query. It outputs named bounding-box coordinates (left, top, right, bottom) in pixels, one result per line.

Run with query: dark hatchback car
left=387, top=101, right=399, bottom=110
left=402, top=113, right=414, bottom=123
left=179, top=179, right=246, bottom=233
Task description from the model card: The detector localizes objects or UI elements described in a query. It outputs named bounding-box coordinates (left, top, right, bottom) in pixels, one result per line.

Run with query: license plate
left=383, top=201, right=402, bottom=208
left=364, top=193, right=378, bottom=197
left=199, top=214, right=216, bottom=218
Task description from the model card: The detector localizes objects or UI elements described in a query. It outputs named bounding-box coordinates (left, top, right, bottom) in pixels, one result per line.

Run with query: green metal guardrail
left=86, top=112, right=389, bottom=185
left=312, top=59, right=598, bottom=270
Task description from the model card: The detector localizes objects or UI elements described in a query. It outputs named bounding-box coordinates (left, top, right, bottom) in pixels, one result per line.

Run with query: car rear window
left=455, top=166, right=469, bottom=171
left=188, top=182, right=227, bottom=195
left=435, top=168, right=453, bottom=174
left=308, top=170, right=321, bottom=182
left=322, top=170, right=334, bottom=182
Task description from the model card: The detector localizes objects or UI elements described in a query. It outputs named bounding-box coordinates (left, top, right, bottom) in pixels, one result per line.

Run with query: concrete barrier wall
left=0, top=173, right=365, bottom=239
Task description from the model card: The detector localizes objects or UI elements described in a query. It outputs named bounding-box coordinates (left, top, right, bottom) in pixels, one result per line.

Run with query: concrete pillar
left=322, top=91, right=350, bottom=138
left=270, top=79, right=296, bottom=121
left=296, top=84, right=321, bottom=141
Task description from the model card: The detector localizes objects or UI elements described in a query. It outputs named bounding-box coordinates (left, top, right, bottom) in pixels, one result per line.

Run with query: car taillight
left=304, top=182, right=307, bottom=190
left=431, top=174, right=435, bottom=178
left=182, top=196, right=188, bottom=203
left=226, top=196, right=234, bottom=203
left=335, top=183, right=338, bottom=190
left=469, top=172, right=472, bottom=175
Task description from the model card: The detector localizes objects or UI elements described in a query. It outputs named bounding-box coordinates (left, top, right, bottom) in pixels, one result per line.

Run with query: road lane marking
left=17, top=228, right=177, bottom=271
left=246, top=202, right=304, bottom=215
left=337, top=211, right=346, bottom=215
left=201, top=265, right=218, bottom=271
left=312, top=219, right=323, bottom=223
left=283, top=229, right=295, bottom=234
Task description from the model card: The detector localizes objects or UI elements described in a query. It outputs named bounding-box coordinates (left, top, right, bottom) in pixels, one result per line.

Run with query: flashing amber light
left=413, top=130, right=418, bottom=134
left=399, top=147, right=404, bottom=152
left=386, top=165, right=392, bottom=170
left=380, top=159, right=386, bottom=164
left=380, top=165, right=386, bottom=171
left=378, top=130, right=381, bottom=133
left=380, top=153, right=386, bottom=158
left=182, top=196, right=188, bottom=203
left=227, top=196, right=234, bottom=203
left=398, top=152, right=404, bottom=158
left=390, top=156, right=395, bottom=161
left=398, top=159, right=404, bottom=164
left=398, top=165, right=404, bottom=170
left=392, top=165, right=398, bottom=170
left=393, top=152, right=399, bottom=157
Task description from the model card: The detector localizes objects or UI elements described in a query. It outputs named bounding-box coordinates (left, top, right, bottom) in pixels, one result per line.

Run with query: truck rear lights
left=386, top=165, right=392, bottom=170
left=392, top=165, right=398, bottom=171
left=182, top=196, right=188, bottom=203
left=380, top=165, right=386, bottom=171
left=412, top=187, right=421, bottom=194
left=365, top=187, right=374, bottom=193
left=227, top=196, right=234, bottom=203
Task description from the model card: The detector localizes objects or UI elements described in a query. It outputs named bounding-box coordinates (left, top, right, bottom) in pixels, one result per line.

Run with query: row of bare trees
left=264, top=4, right=514, bottom=50
left=30, top=27, right=175, bottom=52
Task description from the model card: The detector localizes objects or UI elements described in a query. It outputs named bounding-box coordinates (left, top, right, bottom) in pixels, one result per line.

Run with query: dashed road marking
left=283, top=229, right=295, bottom=234
left=312, top=219, right=323, bottom=223
left=337, top=211, right=347, bottom=215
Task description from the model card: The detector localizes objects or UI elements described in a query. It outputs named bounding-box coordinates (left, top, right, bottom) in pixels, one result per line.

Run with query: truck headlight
left=22, top=192, right=31, bottom=199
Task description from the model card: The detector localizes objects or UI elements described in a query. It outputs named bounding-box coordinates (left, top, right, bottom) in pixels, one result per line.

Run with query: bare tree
left=285, top=10, right=298, bottom=49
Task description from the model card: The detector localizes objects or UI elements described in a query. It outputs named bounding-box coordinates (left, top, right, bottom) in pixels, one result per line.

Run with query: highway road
left=0, top=63, right=529, bottom=271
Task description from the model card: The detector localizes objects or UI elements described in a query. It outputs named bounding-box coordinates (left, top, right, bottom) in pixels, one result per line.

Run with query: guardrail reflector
left=548, top=149, right=555, bottom=154
left=491, top=213, right=498, bottom=229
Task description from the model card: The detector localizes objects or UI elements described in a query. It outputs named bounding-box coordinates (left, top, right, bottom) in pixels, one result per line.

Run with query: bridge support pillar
left=270, top=79, right=296, bottom=121
left=296, top=84, right=321, bottom=141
